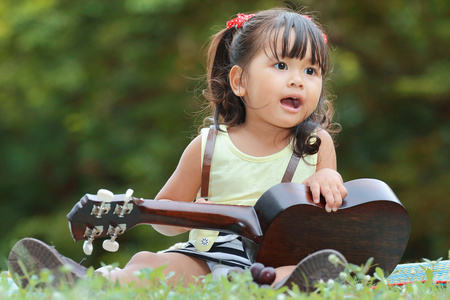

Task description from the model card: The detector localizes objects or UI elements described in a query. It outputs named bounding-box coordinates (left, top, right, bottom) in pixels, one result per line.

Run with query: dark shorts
left=164, top=233, right=252, bottom=269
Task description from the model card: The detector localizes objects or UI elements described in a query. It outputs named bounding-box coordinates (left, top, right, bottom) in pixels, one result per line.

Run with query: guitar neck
left=133, top=199, right=263, bottom=243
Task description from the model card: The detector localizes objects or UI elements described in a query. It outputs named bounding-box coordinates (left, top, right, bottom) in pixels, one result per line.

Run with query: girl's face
left=231, top=29, right=323, bottom=131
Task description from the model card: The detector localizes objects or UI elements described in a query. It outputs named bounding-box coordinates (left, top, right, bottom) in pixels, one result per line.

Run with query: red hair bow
left=226, top=13, right=255, bottom=29
left=302, top=15, right=328, bottom=44
left=226, top=13, right=327, bottom=43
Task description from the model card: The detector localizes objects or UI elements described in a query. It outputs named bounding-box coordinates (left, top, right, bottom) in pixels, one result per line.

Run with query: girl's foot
left=274, top=249, right=347, bottom=291
left=8, top=237, right=87, bottom=288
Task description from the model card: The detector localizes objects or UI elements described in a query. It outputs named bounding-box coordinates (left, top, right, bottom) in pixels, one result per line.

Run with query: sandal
left=8, top=237, right=87, bottom=288
left=274, top=249, right=347, bottom=291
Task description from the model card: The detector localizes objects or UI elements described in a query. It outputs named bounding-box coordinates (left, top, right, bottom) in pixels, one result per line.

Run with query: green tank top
left=189, top=125, right=317, bottom=251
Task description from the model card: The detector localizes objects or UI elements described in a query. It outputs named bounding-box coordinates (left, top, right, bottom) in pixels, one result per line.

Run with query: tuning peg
left=102, top=224, right=125, bottom=252
left=82, top=226, right=103, bottom=255
left=97, top=189, right=114, bottom=203
left=123, top=189, right=134, bottom=205
left=92, top=189, right=113, bottom=218
left=102, top=239, right=119, bottom=252
left=83, top=240, right=94, bottom=255
left=115, top=189, right=134, bottom=217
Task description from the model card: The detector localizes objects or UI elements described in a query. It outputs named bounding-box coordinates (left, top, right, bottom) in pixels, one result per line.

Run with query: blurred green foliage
left=0, top=0, right=448, bottom=271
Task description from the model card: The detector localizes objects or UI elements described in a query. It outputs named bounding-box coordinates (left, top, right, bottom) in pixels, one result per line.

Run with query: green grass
left=1, top=258, right=449, bottom=299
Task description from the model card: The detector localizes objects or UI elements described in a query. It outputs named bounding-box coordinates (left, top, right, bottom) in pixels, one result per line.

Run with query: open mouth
left=280, top=97, right=301, bottom=109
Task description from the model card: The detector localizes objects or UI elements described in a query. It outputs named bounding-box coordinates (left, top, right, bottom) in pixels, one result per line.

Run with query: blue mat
left=1, top=272, right=19, bottom=295
left=387, top=260, right=450, bottom=285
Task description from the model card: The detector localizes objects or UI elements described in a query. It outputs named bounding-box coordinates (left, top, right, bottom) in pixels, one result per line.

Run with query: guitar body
left=245, top=179, right=410, bottom=274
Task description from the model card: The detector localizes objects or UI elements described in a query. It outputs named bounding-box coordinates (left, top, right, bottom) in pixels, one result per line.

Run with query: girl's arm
left=151, top=134, right=203, bottom=236
left=303, top=129, right=348, bottom=213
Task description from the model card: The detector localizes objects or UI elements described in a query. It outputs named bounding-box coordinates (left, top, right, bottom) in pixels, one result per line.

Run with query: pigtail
left=294, top=119, right=321, bottom=155
left=292, top=96, right=338, bottom=159
left=203, top=28, right=246, bottom=129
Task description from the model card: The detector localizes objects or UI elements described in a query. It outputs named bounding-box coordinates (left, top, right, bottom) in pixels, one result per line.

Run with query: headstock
left=67, top=188, right=140, bottom=255
left=68, top=187, right=263, bottom=256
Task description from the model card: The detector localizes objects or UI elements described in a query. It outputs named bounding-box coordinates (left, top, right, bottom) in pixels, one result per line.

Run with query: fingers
left=305, top=169, right=348, bottom=213
left=308, top=181, right=346, bottom=212
left=339, top=184, right=348, bottom=199
left=309, top=182, right=321, bottom=204
left=323, top=185, right=343, bottom=213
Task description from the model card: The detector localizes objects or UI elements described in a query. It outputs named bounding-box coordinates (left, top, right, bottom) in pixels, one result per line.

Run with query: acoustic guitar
left=67, top=178, right=410, bottom=275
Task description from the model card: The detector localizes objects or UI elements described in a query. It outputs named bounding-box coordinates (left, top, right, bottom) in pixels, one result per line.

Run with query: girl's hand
left=303, top=168, right=348, bottom=213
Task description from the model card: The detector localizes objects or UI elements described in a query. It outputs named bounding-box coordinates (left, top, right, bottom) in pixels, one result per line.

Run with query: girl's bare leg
left=96, top=252, right=210, bottom=286
left=274, top=266, right=295, bottom=285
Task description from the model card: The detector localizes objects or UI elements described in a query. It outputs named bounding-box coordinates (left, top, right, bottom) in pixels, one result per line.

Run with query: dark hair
left=203, top=8, right=338, bottom=159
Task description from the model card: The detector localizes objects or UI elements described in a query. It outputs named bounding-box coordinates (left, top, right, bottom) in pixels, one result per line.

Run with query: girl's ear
left=229, top=65, right=246, bottom=97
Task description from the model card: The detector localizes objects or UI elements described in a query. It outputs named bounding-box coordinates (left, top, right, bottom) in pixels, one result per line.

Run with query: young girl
left=9, top=7, right=348, bottom=290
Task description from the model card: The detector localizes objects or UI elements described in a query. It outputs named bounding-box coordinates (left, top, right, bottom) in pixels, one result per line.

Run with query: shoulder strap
left=200, top=125, right=218, bottom=198
left=200, top=125, right=300, bottom=198
left=281, top=152, right=300, bottom=183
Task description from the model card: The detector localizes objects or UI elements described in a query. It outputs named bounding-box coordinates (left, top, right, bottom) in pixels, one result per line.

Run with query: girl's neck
left=226, top=123, right=292, bottom=157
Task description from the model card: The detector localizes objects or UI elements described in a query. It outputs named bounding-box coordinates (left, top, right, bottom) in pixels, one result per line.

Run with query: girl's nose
left=288, top=73, right=304, bottom=87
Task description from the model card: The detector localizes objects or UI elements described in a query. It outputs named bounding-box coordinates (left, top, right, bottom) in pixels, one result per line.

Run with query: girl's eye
left=304, top=67, right=317, bottom=75
left=274, top=62, right=287, bottom=70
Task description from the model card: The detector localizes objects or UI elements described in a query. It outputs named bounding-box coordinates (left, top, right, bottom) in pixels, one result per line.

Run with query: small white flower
left=327, top=279, right=335, bottom=287
left=328, top=253, right=339, bottom=265
left=276, top=294, right=286, bottom=300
